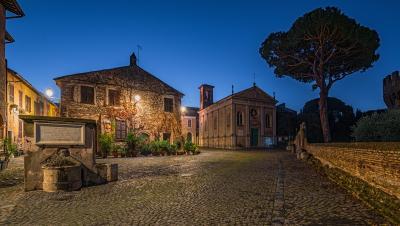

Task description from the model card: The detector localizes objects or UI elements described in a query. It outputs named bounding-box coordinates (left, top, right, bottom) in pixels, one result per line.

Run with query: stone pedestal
left=96, top=163, right=118, bottom=182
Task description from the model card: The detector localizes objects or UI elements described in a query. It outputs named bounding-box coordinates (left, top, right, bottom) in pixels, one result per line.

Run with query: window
left=33, top=101, right=44, bottom=116
left=265, top=114, right=271, bottom=128
left=108, top=89, right=120, bottom=106
left=115, top=120, right=127, bottom=140
left=164, top=98, right=173, bottom=112
left=34, top=101, right=44, bottom=116
left=163, top=133, right=171, bottom=142
left=9, top=84, right=14, bottom=103
left=80, top=86, right=94, bottom=104
left=187, top=119, right=192, bottom=128
left=34, top=101, right=39, bottom=115
left=25, top=96, right=31, bottom=112
left=18, top=91, right=23, bottom=107
left=18, top=120, right=23, bottom=139
left=214, top=117, right=217, bottom=130
left=236, top=112, right=243, bottom=126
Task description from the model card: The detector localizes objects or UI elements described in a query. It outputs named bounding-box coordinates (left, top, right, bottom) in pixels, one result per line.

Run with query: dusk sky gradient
left=5, top=0, right=400, bottom=111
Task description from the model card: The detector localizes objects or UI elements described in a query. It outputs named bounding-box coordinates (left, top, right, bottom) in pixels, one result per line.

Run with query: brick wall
left=306, top=144, right=400, bottom=199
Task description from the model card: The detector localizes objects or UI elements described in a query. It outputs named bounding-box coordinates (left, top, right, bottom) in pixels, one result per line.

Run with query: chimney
left=199, top=84, right=214, bottom=110
left=130, top=52, right=137, bottom=66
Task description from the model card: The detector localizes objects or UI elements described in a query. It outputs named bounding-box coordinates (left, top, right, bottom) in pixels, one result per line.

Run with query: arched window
left=236, top=112, right=243, bottom=126
left=265, top=114, right=271, bottom=128
left=187, top=132, right=192, bottom=142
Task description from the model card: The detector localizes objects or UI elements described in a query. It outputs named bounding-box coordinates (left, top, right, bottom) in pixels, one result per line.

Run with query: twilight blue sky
left=5, top=0, right=400, bottom=111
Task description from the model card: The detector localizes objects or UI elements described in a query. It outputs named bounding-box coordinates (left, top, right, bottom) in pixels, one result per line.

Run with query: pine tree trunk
left=319, top=90, right=331, bottom=143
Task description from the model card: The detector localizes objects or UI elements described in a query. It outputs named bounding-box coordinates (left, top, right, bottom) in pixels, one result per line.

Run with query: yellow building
left=6, top=68, right=58, bottom=147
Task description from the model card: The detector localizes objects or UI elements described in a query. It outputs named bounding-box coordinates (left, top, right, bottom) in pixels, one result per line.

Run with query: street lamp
left=45, top=88, right=54, bottom=98
left=134, top=95, right=141, bottom=102
left=180, top=106, right=187, bottom=113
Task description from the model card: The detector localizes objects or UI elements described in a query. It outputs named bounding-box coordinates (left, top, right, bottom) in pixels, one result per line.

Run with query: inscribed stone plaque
left=34, top=122, right=85, bottom=146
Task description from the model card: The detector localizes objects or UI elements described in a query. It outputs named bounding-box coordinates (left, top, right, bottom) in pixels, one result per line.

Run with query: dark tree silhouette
left=298, top=97, right=356, bottom=143
left=259, top=7, right=380, bottom=142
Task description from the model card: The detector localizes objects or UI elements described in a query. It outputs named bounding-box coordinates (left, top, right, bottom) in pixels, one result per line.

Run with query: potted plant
left=159, top=140, right=170, bottom=156
left=119, top=146, right=127, bottom=157
left=184, top=141, right=200, bottom=155
left=169, top=143, right=177, bottom=155
left=126, top=132, right=141, bottom=157
left=149, top=141, right=161, bottom=156
left=4, top=138, right=18, bottom=158
left=111, top=143, right=119, bottom=158
left=140, top=144, right=152, bottom=156
left=41, top=152, right=81, bottom=192
left=99, top=133, right=113, bottom=158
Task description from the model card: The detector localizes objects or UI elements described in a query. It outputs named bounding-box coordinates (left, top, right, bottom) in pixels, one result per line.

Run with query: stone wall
left=55, top=64, right=183, bottom=142
left=291, top=126, right=400, bottom=223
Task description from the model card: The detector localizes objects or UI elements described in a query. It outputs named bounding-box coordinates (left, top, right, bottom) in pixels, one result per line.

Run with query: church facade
left=198, top=84, right=277, bottom=149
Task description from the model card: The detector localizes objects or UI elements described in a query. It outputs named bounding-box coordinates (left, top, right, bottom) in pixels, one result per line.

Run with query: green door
left=250, top=128, right=259, bottom=146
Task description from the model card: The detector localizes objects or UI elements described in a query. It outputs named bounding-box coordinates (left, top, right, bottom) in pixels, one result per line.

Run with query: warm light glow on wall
left=134, top=95, right=141, bottom=102
left=180, top=106, right=187, bottom=113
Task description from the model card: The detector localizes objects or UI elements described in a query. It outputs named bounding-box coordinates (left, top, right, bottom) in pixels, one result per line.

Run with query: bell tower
left=199, top=84, right=214, bottom=110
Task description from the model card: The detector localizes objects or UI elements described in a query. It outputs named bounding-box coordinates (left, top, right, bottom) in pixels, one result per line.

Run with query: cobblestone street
left=0, top=150, right=387, bottom=225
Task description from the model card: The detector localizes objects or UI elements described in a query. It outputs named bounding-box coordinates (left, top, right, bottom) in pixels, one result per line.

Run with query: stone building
left=54, top=53, right=183, bottom=143
left=0, top=0, right=24, bottom=139
left=181, top=106, right=199, bottom=144
left=7, top=68, right=58, bottom=148
left=383, top=71, right=400, bottom=109
left=198, top=84, right=277, bottom=149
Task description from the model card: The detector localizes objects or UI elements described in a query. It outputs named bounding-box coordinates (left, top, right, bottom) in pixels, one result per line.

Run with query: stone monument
left=20, top=115, right=118, bottom=191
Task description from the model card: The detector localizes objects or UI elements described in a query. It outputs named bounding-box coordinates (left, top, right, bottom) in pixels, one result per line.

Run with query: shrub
left=149, top=141, right=161, bottom=156
left=126, top=132, right=142, bottom=154
left=352, top=110, right=400, bottom=142
left=99, top=133, right=113, bottom=157
left=3, top=138, right=18, bottom=158
left=184, top=141, right=200, bottom=155
left=169, top=143, right=177, bottom=155
left=140, top=144, right=152, bottom=156
left=158, top=140, right=170, bottom=155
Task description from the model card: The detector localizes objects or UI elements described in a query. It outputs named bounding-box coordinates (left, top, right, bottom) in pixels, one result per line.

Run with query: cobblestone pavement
left=0, top=151, right=388, bottom=225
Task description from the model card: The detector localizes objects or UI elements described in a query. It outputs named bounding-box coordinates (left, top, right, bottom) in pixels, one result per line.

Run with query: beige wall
left=199, top=98, right=276, bottom=149
left=7, top=70, right=58, bottom=146
left=181, top=115, right=197, bottom=144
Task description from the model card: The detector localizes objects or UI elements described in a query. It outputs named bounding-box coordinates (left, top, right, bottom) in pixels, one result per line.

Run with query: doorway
left=250, top=128, right=259, bottom=146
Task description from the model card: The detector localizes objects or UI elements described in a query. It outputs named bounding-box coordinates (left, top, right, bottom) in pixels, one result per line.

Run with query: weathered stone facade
left=383, top=71, right=400, bottom=109
left=54, top=53, right=183, bottom=143
left=199, top=85, right=277, bottom=149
